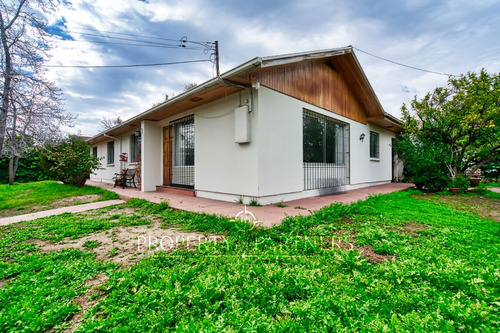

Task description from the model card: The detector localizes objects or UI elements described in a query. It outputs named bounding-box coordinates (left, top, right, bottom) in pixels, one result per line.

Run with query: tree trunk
left=0, top=39, right=11, bottom=156
left=8, top=155, right=19, bottom=185
left=0, top=0, right=29, bottom=155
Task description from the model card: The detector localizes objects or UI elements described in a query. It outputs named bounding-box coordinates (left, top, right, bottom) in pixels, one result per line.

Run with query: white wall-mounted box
left=234, top=105, right=250, bottom=143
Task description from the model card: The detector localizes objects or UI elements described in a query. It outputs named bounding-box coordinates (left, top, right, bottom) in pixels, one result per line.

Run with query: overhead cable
left=352, top=46, right=455, bottom=77
left=43, top=59, right=211, bottom=69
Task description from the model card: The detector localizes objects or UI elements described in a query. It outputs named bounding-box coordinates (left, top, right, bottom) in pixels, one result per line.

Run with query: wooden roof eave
left=330, top=51, right=385, bottom=119
left=368, top=114, right=404, bottom=133
left=87, top=58, right=262, bottom=145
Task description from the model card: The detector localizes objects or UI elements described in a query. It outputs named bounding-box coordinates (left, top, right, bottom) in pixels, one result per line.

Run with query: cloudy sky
left=42, top=0, right=500, bottom=136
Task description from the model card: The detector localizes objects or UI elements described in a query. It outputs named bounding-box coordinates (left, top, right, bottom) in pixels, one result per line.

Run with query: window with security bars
left=303, top=109, right=349, bottom=190
left=107, top=141, right=114, bottom=164
left=130, top=135, right=141, bottom=162
left=171, top=115, right=195, bottom=188
left=370, top=131, right=380, bottom=159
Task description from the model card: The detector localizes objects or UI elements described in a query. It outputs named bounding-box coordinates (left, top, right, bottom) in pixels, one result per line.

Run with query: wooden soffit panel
left=89, top=83, right=243, bottom=145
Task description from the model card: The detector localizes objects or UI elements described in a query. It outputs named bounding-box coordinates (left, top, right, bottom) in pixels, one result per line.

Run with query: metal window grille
left=171, top=115, right=195, bottom=188
left=370, top=131, right=379, bottom=159
left=107, top=141, right=114, bottom=164
left=303, top=109, right=350, bottom=190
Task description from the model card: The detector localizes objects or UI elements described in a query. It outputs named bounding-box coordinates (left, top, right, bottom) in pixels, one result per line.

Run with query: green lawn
left=0, top=181, right=119, bottom=217
left=0, top=187, right=499, bottom=332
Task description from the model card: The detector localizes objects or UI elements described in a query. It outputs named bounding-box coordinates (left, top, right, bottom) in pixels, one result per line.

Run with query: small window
left=370, top=131, right=380, bottom=159
left=107, top=141, right=115, bottom=164
left=130, top=134, right=141, bottom=162
left=92, top=146, right=98, bottom=158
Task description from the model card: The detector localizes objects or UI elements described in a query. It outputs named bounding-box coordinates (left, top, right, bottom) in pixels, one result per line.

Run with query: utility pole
left=179, top=37, right=219, bottom=77
left=214, top=40, right=220, bottom=77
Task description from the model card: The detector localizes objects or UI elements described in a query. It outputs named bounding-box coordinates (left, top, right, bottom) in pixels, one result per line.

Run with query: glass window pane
left=325, top=121, right=336, bottom=163
left=370, top=131, right=379, bottom=158
left=130, top=135, right=141, bottom=162
left=303, top=113, right=324, bottom=163
left=107, top=141, right=114, bottom=164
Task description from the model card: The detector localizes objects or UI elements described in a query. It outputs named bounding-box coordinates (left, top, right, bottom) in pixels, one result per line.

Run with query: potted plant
left=119, top=153, right=128, bottom=171
left=134, top=155, right=141, bottom=190
left=448, top=174, right=469, bottom=194
left=112, top=153, right=129, bottom=187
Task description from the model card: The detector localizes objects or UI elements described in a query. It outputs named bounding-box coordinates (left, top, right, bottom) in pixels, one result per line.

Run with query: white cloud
left=138, top=0, right=200, bottom=23
left=37, top=0, right=500, bottom=136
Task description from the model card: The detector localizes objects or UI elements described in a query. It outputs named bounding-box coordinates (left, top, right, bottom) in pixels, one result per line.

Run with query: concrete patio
left=87, top=181, right=413, bottom=227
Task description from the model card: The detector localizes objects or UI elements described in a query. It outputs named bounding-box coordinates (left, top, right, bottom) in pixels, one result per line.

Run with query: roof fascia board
left=260, top=47, right=352, bottom=68
left=347, top=48, right=386, bottom=116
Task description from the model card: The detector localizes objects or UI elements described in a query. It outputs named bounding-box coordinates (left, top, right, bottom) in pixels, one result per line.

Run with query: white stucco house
left=88, top=47, right=402, bottom=205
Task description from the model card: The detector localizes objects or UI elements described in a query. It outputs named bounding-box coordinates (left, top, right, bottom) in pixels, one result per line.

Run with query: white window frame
left=107, top=141, right=115, bottom=165
left=370, top=131, right=380, bottom=160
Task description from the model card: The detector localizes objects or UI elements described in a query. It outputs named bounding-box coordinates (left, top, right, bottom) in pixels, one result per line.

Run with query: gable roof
left=88, top=46, right=401, bottom=145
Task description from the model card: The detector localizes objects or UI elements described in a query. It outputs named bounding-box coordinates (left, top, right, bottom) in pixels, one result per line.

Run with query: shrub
left=0, top=148, right=53, bottom=184
left=394, top=135, right=451, bottom=191
left=449, top=175, right=469, bottom=194
left=47, top=136, right=101, bottom=187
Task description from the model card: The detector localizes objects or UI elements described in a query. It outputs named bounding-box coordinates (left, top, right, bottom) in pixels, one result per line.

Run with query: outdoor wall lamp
left=134, top=130, right=141, bottom=137
left=359, top=133, right=365, bottom=142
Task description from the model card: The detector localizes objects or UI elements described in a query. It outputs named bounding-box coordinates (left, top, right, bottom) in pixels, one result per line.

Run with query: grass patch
left=82, top=240, right=100, bottom=249
left=249, top=197, right=262, bottom=207
left=0, top=189, right=499, bottom=331
left=0, top=181, right=119, bottom=218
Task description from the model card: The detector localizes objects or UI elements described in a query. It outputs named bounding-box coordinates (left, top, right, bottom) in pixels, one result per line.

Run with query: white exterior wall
left=141, top=121, right=162, bottom=191
left=256, top=87, right=303, bottom=198
left=90, top=87, right=396, bottom=204
left=348, top=123, right=395, bottom=186
left=89, top=131, right=134, bottom=184
left=254, top=86, right=395, bottom=204
left=194, top=92, right=259, bottom=199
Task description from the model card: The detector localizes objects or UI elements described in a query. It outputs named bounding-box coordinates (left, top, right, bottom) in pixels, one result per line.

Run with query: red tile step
left=156, top=186, right=196, bottom=197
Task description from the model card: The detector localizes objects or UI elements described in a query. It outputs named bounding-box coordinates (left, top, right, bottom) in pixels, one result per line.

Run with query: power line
left=351, top=46, right=455, bottom=77
left=43, top=59, right=211, bottom=69
left=49, top=26, right=211, bottom=49
left=62, top=39, right=204, bottom=50
left=44, top=27, right=219, bottom=70
left=65, top=26, right=212, bottom=45
left=49, top=28, right=206, bottom=50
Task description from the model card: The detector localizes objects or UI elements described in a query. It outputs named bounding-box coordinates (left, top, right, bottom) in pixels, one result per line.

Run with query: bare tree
left=5, top=76, right=71, bottom=184
left=183, top=82, right=198, bottom=91
left=1, top=0, right=74, bottom=184
left=99, top=116, right=123, bottom=132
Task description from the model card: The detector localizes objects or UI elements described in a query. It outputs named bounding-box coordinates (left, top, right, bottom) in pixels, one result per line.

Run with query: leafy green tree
left=397, top=69, right=500, bottom=189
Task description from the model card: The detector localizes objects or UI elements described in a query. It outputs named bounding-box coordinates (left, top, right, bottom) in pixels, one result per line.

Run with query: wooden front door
left=163, top=125, right=173, bottom=185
